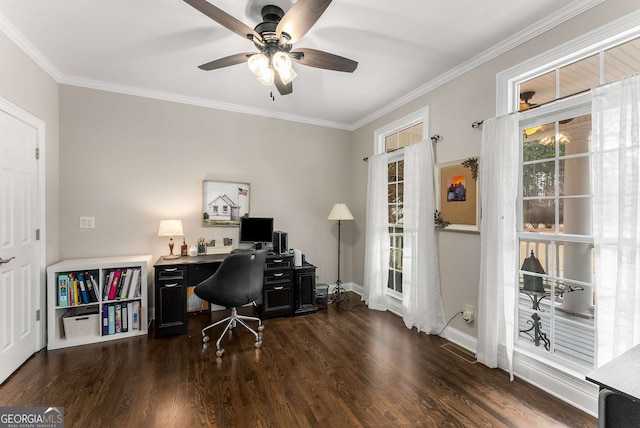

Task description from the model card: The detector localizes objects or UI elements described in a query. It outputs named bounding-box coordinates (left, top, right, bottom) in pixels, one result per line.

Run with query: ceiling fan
left=183, top=0, right=358, bottom=96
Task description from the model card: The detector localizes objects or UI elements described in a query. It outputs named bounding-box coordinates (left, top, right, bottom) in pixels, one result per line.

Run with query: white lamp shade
left=158, top=219, right=184, bottom=237
left=327, top=203, right=354, bottom=221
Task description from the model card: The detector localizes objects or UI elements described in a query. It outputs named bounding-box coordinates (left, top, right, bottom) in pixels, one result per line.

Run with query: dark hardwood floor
left=1, top=298, right=596, bottom=427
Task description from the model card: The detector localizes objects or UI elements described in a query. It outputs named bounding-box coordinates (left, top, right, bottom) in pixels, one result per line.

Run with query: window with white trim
left=508, top=32, right=640, bottom=373
left=375, top=109, right=428, bottom=297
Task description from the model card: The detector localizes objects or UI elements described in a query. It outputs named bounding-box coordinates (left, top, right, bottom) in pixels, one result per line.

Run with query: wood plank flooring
left=0, top=299, right=596, bottom=427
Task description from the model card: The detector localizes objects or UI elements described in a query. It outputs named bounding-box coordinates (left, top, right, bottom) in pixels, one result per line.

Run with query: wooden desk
left=153, top=253, right=317, bottom=338
left=587, top=345, right=640, bottom=427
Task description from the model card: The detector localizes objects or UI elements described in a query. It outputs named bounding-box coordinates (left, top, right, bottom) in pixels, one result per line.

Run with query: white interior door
left=0, top=106, right=40, bottom=384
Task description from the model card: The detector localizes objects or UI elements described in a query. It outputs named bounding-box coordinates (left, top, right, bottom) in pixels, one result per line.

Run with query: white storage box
left=63, top=309, right=100, bottom=339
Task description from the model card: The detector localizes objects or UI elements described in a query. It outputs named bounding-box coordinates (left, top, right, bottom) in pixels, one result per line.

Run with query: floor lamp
left=328, top=203, right=354, bottom=305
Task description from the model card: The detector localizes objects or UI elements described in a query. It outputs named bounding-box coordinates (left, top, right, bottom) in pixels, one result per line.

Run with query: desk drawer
left=264, top=270, right=292, bottom=285
left=157, top=266, right=185, bottom=281
left=266, top=257, right=293, bottom=270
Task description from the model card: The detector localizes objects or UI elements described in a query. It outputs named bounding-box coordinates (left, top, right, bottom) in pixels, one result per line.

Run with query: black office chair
left=194, top=249, right=267, bottom=357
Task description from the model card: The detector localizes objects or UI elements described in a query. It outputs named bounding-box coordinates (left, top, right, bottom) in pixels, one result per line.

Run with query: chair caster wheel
left=216, top=349, right=225, bottom=357
left=255, top=340, right=262, bottom=349
left=202, top=336, right=209, bottom=343
left=258, top=325, right=265, bottom=332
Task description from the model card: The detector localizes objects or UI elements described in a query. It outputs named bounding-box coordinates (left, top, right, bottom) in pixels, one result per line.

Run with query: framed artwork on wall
left=435, top=158, right=479, bottom=232
left=202, top=180, right=250, bottom=227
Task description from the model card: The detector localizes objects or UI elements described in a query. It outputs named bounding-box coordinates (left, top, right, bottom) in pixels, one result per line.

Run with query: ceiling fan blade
left=292, top=48, right=358, bottom=73
left=275, top=76, right=293, bottom=96
left=184, top=0, right=261, bottom=42
left=198, top=52, right=254, bottom=71
left=276, top=0, right=332, bottom=43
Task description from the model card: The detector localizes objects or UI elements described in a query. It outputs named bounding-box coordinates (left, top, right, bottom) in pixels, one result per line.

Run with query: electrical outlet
left=463, top=304, right=474, bottom=324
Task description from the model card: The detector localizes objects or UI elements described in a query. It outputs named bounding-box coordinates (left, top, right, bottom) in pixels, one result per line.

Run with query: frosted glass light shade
left=256, top=68, right=275, bottom=86
left=327, top=203, right=354, bottom=221
left=278, top=67, right=297, bottom=85
left=248, top=53, right=269, bottom=76
left=272, top=51, right=292, bottom=73
left=158, top=219, right=184, bottom=237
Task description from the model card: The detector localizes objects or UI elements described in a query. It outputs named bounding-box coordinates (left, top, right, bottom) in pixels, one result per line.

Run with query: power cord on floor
left=437, top=311, right=464, bottom=335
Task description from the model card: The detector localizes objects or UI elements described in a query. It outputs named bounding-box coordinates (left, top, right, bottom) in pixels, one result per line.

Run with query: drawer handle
left=164, top=268, right=178, bottom=272
left=273, top=273, right=284, bottom=277
left=273, top=259, right=283, bottom=263
left=274, top=286, right=284, bottom=290
left=164, top=283, right=178, bottom=288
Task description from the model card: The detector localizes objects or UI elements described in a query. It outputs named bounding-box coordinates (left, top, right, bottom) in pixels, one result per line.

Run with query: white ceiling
left=0, top=0, right=601, bottom=129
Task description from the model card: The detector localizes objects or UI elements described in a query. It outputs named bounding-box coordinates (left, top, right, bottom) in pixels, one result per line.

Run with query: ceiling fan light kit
left=183, top=0, right=357, bottom=96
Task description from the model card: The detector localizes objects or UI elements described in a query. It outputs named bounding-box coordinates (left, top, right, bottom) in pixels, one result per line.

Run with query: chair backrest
left=194, top=250, right=267, bottom=308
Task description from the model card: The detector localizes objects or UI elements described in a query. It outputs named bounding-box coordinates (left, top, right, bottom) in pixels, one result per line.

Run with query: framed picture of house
left=202, top=180, right=250, bottom=226
left=435, top=159, right=479, bottom=232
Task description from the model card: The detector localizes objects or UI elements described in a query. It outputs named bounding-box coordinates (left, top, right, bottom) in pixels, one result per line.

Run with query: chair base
left=201, top=307, right=264, bottom=357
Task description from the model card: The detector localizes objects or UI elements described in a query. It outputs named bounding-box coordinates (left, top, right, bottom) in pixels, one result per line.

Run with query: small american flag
left=238, top=187, right=248, bottom=196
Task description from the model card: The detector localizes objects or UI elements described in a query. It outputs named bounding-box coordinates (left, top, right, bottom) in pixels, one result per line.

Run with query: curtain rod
left=363, top=134, right=441, bottom=161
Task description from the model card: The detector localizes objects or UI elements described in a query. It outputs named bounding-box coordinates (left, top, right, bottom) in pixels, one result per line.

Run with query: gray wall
left=350, top=0, right=639, bottom=337
left=0, top=30, right=59, bottom=266
left=59, top=86, right=352, bottom=308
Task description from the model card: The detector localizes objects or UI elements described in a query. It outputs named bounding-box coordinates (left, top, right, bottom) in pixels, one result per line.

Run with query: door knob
left=0, top=257, right=15, bottom=265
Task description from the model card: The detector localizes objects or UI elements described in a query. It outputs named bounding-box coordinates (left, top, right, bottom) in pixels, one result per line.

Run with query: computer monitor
left=239, top=217, right=274, bottom=246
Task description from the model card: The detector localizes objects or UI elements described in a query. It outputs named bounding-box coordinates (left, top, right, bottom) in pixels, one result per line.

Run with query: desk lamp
left=328, top=203, right=354, bottom=304
left=158, top=220, right=184, bottom=260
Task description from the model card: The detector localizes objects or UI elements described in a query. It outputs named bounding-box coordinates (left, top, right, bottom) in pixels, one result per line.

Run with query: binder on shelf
left=102, top=305, right=109, bottom=336
left=132, top=301, right=140, bottom=330
left=115, top=303, right=122, bottom=333
left=127, top=301, right=134, bottom=331
left=77, top=273, right=90, bottom=304
left=58, top=274, right=69, bottom=307
left=108, top=269, right=122, bottom=300
left=107, top=304, right=115, bottom=335
left=120, top=268, right=133, bottom=299
left=121, top=303, right=128, bottom=333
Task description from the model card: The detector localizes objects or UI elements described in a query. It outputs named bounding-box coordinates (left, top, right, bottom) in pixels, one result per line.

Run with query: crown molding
left=0, top=11, right=63, bottom=82
left=59, top=75, right=353, bottom=130
left=350, top=0, right=605, bottom=131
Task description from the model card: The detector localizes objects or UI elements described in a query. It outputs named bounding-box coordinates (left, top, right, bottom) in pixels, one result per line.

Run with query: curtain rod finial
left=472, top=120, right=484, bottom=129
left=431, top=134, right=442, bottom=143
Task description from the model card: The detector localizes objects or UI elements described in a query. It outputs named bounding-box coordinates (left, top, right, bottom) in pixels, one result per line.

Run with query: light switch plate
left=80, top=217, right=95, bottom=228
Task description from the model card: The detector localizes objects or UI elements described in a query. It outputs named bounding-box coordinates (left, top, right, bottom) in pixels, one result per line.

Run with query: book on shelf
left=57, top=274, right=69, bottom=307
left=107, top=269, right=122, bottom=300
left=129, top=269, right=141, bottom=299
left=116, top=268, right=131, bottom=299
left=68, top=273, right=80, bottom=306
left=103, top=271, right=113, bottom=300
left=127, top=301, right=134, bottom=331
left=76, top=273, right=90, bottom=304
left=86, top=272, right=99, bottom=302
left=124, top=268, right=136, bottom=299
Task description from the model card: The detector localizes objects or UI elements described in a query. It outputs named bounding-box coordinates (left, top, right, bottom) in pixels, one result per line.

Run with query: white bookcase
left=47, top=255, right=151, bottom=350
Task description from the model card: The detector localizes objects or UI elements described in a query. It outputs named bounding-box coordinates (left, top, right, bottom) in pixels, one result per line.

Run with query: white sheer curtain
left=402, top=140, right=446, bottom=333
left=476, top=115, right=519, bottom=380
left=592, top=73, right=640, bottom=367
left=362, top=152, right=391, bottom=310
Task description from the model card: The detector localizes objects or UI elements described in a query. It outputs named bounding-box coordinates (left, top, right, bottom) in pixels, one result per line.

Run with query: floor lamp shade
left=327, top=203, right=354, bottom=221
